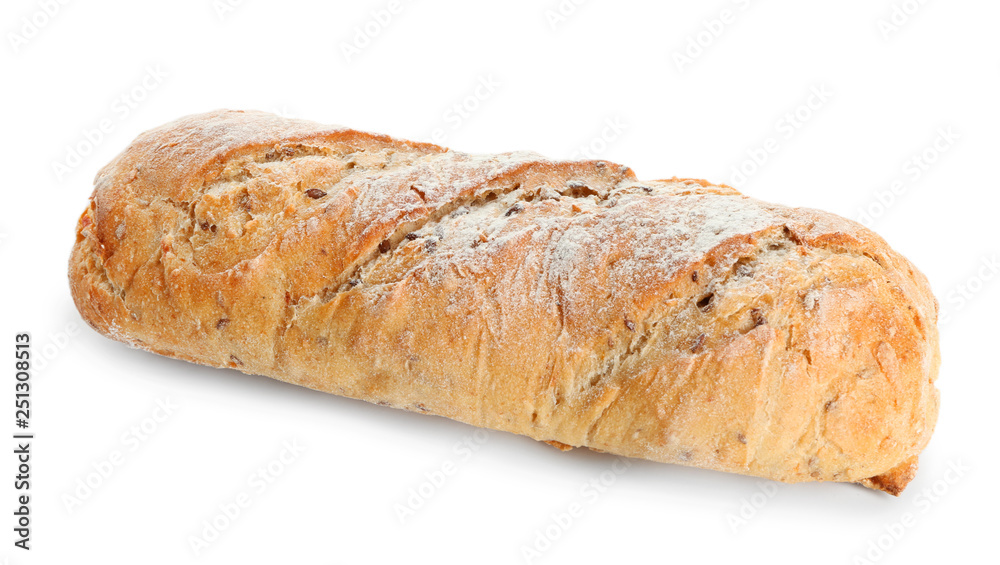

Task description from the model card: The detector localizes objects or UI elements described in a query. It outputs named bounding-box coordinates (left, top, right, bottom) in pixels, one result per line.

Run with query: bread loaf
left=69, top=110, right=940, bottom=494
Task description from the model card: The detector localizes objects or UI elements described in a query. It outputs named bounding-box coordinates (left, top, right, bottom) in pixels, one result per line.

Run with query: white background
left=2, top=0, right=998, bottom=563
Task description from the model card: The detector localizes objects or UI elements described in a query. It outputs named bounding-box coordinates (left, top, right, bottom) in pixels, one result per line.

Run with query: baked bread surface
left=69, top=110, right=940, bottom=494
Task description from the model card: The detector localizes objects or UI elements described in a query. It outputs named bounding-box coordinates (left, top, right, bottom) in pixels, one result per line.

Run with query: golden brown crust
left=544, top=440, right=575, bottom=452
left=68, top=110, right=940, bottom=493
left=859, top=455, right=919, bottom=496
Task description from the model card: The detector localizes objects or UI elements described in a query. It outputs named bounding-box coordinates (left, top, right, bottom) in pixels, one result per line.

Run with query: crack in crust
left=316, top=164, right=638, bottom=301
